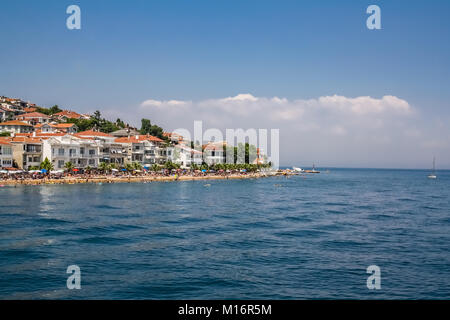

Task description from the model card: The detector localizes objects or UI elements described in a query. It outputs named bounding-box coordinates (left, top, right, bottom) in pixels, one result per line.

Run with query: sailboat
left=305, top=164, right=320, bottom=173
left=428, top=157, right=437, bottom=179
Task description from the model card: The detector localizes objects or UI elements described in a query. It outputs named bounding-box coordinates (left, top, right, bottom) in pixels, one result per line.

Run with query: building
left=115, top=134, right=166, bottom=165
left=75, top=130, right=126, bottom=166
left=15, top=112, right=50, bottom=125
left=202, top=141, right=226, bottom=165
left=35, top=123, right=78, bottom=134
left=163, top=132, right=184, bottom=144
left=110, top=128, right=140, bottom=137
left=52, top=110, right=90, bottom=122
left=10, top=136, right=43, bottom=170
left=0, top=120, right=34, bottom=134
left=23, top=107, right=37, bottom=113
left=0, top=140, right=14, bottom=168
left=172, top=145, right=203, bottom=169
left=42, top=134, right=102, bottom=169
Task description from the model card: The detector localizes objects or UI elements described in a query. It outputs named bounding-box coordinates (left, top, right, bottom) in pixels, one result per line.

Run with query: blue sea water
left=0, top=168, right=449, bottom=299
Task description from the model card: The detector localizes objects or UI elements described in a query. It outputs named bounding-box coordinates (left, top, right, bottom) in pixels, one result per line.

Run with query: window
left=89, top=149, right=95, bottom=155
left=58, top=160, right=64, bottom=168
left=58, top=148, right=65, bottom=156
left=88, top=159, right=95, bottom=165
left=80, top=147, right=85, bottom=154
left=2, top=160, right=12, bottom=166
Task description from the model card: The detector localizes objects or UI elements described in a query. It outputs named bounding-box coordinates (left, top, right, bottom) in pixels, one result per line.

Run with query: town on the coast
left=0, top=96, right=282, bottom=184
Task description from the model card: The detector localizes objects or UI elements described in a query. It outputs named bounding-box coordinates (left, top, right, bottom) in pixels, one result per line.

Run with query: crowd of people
left=0, top=166, right=275, bottom=184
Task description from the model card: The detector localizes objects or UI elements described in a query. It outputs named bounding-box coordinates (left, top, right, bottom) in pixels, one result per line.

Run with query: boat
left=428, top=157, right=437, bottom=179
left=304, top=164, right=320, bottom=174
left=292, top=167, right=304, bottom=172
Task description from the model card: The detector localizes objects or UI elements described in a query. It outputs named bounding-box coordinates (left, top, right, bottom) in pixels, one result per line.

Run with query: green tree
left=64, top=161, right=75, bottom=172
left=140, top=118, right=166, bottom=140
left=132, top=162, right=143, bottom=170
left=140, top=118, right=152, bottom=135
left=49, top=105, right=62, bottom=115
left=99, top=162, right=109, bottom=172
left=125, top=162, right=134, bottom=172
left=39, top=157, right=54, bottom=171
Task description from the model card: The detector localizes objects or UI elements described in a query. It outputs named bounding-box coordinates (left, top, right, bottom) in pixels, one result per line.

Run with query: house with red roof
left=35, top=122, right=78, bottom=134
left=52, top=110, right=90, bottom=122
left=76, top=130, right=125, bottom=166
left=115, top=134, right=168, bottom=165
left=10, top=136, right=43, bottom=170
left=15, top=112, right=50, bottom=125
left=0, top=120, right=34, bottom=134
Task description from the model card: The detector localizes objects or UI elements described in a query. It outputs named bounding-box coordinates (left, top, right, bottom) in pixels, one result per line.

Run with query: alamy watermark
left=66, top=5, right=81, bottom=30
left=172, top=121, right=280, bottom=169
left=366, top=265, right=381, bottom=290
left=67, top=265, right=81, bottom=289
left=366, top=5, right=381, bottom=30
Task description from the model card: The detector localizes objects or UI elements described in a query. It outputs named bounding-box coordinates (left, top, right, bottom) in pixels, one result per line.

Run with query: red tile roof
left=16, top=112, right=49, bottom=118
left=0, top=120, right=33, bottom=126
left=75, top=130, right=113, bottom=137
left=115, top=135, right=164, bottom=143
left=53, top=110, right=82, bottom=119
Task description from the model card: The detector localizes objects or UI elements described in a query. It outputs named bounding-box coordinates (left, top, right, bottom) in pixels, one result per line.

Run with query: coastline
left=0, top=172, right=281, bottom=186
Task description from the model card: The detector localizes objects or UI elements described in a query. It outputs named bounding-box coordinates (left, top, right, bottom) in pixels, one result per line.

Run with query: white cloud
left=105, top=93, right=448, bottom=168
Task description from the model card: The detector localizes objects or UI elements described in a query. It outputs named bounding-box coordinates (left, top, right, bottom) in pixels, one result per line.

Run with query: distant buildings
left=0, top=96, right=267, bottom=169
left=15, top=112, right=50, bottom=125
left=0, top=120, right=34, bottom=134
left=0, top=140, right=13, bottom=168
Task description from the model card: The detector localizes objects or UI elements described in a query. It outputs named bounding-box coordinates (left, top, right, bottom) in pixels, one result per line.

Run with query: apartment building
left=0, top=120, right=34, bottom=134
left=114, top=135, right=166, bottom=165
left=11, top=137, right=43, bottom=170
left=42, top=135, right=102, bottom=169
left=0, top=140, right=14, bottom=168
left=172, top=145, right=203, bottom=169
left=75, top=130, right=126, bottom=166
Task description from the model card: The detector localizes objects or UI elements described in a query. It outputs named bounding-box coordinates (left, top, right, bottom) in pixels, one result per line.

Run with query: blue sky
left=1, top=0, right=450, bottom=168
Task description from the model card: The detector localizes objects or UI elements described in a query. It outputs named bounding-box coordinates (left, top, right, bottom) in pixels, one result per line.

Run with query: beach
left=0, top=171, right=282, bottom=186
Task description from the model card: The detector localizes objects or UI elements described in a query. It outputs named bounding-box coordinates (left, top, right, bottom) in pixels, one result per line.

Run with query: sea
left=0, top=168, right=449, bottom=299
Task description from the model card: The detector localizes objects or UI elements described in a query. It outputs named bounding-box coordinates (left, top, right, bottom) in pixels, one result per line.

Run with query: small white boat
left=292, top=167, right=304, bottom=172
left=428, top=157, right=437, bottom=179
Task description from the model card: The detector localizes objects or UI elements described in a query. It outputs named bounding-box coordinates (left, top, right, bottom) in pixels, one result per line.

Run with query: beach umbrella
left=73, top=168, right=79, bottom=172
left=122, top=169, right=127, bottom=171
left=28, top=170, right=40, bottom=173
left=111, top=168, right=119, bottom=172
left=41, top=169, right=48, bottom=173
left=201, top=169, right=207, bottom=172
left=0, top=170, right=8, bottom=174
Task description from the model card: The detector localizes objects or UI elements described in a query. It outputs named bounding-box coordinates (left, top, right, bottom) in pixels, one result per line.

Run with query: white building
left=15, top=112, right=50, bottom=125
left=0, top=120, right=34, bottom=134
left=75, top=130, right=126, bottom=166
left=115, top=135, right=167, bottom=165
left=172, top=145, right=203, bottom=168
left=0, top=140, right=14, bottom=168
left=203, top=142, right=225, bottom=165
left=42, top=135, right=102, bottom=169
left=36, top=123, right=78, bottom=134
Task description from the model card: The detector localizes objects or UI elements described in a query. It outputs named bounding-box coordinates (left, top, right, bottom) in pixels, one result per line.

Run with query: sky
left=1, top=0, right=450, bottom=168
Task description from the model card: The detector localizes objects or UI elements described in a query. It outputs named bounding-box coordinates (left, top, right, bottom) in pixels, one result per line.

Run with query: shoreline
left=0, top=172, right=282, bottom=186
